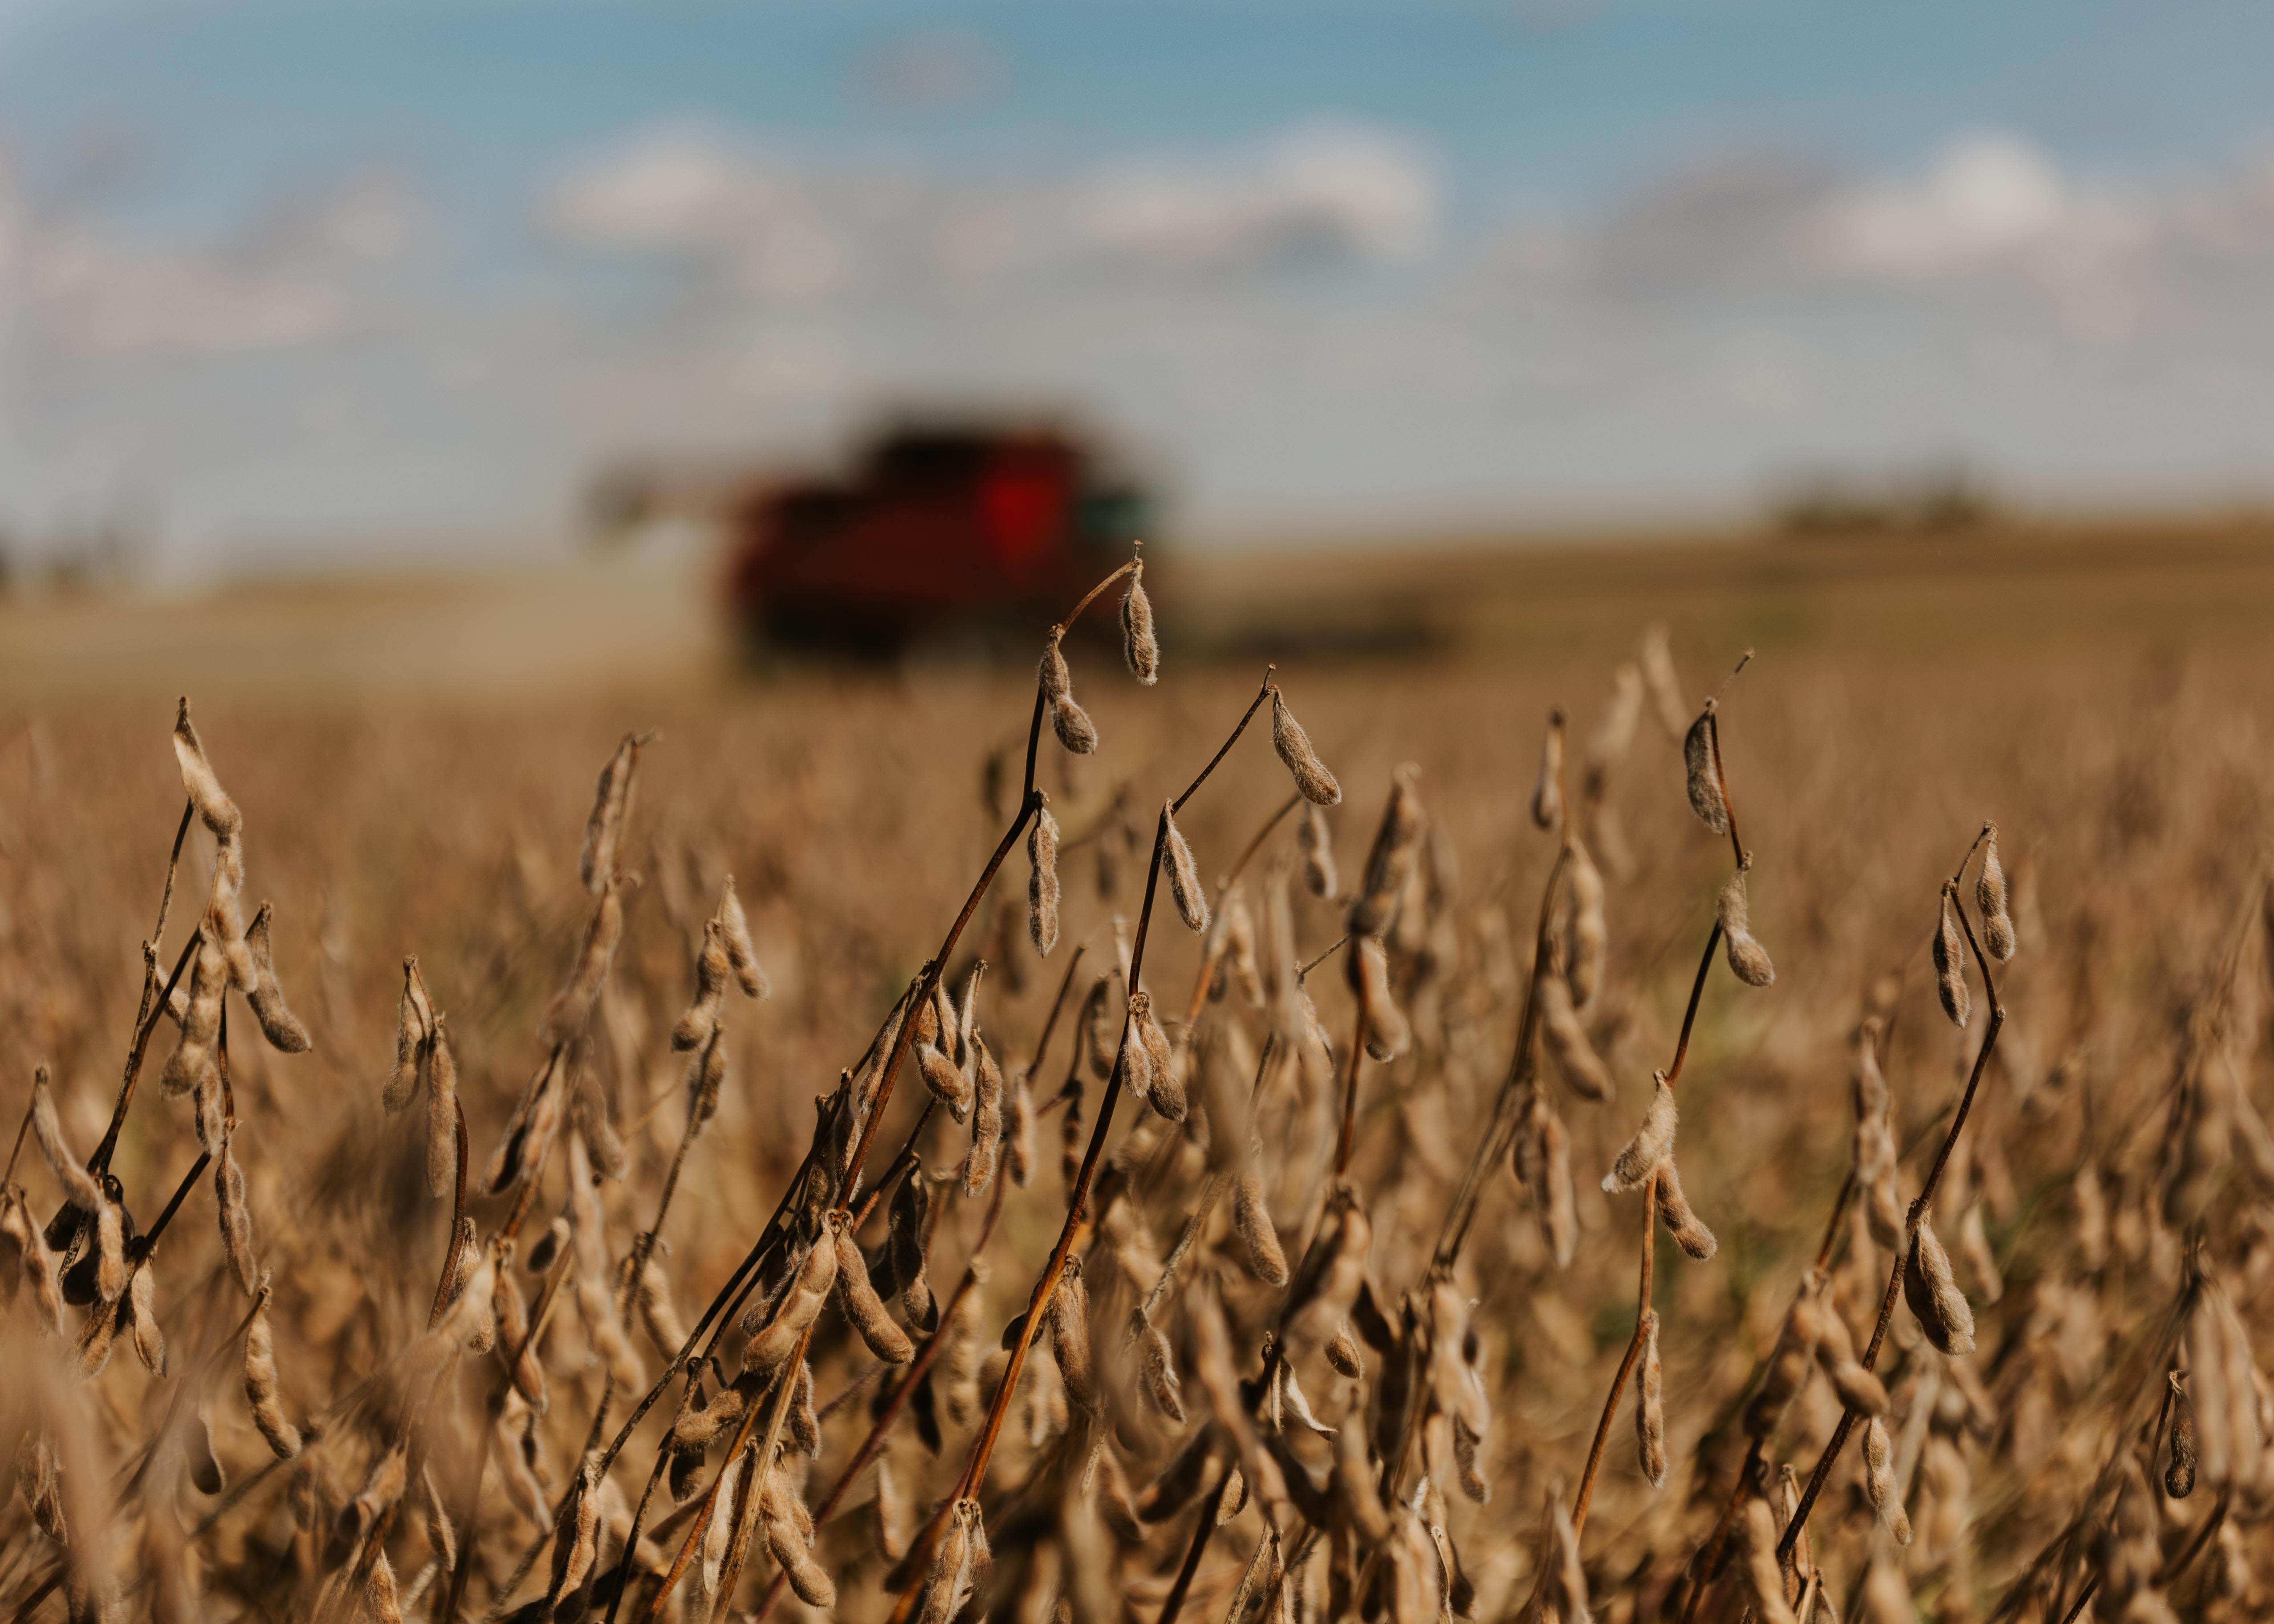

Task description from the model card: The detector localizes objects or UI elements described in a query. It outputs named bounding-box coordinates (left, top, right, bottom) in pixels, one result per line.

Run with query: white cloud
left=0, top=160, right=427, bottom=356
left=1069, top=125, right=1440, bottom=272
left=539, top=119, right=1442, bottom=295
left=1822, top=132, right=2079, bottom=273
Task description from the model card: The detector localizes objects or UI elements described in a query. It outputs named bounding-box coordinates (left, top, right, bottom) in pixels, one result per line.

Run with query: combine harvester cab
left=724, top=425, right=1148, bottom=661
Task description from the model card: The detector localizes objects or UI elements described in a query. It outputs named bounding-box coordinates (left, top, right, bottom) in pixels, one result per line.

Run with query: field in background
left=7, top=512, right=2274, bottom=711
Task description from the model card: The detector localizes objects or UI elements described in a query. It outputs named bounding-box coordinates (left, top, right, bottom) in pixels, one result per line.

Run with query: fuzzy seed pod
left=635, top=1257, right=688, bottom=1360
left=172, top=699, right=242, bottom=839
left=578, top=735, right=637, bottom=893
left=1039, top=635, right=1072, bottom=702
left=1052, top=691, right=1099, bottom=755
left=686, top=1032, right=727, bottom=1138
left=1903, top=1215, right=1976, bottom=1355
left=1638, top=625, right=1687, bottom=735
left=29, top=1068, right=103, bottom=1212
left=211, top=877, right=256, bottom=995
left=1274, top=1363, right=1335, bottom=1439
left=1864, top=1416, right=1912, bottom=1543
left=2, top=1190, right=66, bottom=1336
left=494, top=1257, right=545, bottom=1405
left=244, top=1294, right=302, bottom=1458
left=18, top=1430, right=66, bottom=1544
left=699, top=1449, right=743, bottom=1596
left=1029, top=801, right=1062, bottom=955
left=74, top=1290, right=122, bottom=1378
left=2182, top=1298, right=2234, bottom=1490
left=1004, top=1068, right=1035, bottom=1188
left=94, top=1198, right=127, bottom=1304
left=871, top=1454, right=910, bottom=1562
left=1078, top=973, right=1116, bottom=1082
left=1655, top=1159, right=1718, bottom=1261
left=128, top=1260, right=166, bottom=1375
left=363, top=1552, right=403, bottom=1624
left=1543, top=1485, right=1590, bottom=1624
left=1333, top=1425, right=1393, bottom=1543
left=541, top=885, right=623, bottom=1043
left=1537, top=965, right=1613, bottom=1102
left=1634, top=1308, right=1667, bottom=1488
left=1586, top=661, right=1645, bottom=780
left=1434, top=1411, right=1483, bottom=1506
left=917, top=1499, right=980, bottom=1624
left=667, top=1387, right=745, bottom=1450
left=1977, top=827, right=2015, bottom=962
left=1604, top=1073, right=1677, bottom=1194
left=1565, top=838, right=1608, bottom=1015
left=1717, top=868, right=1776, bottom=987
left=1684, top=704, right=1729, bottom=834
left=1058, top=1077, right=1090, bottom=1194
left=1270, top=690, right=1341, bottom=806
left=455, top=1259, right=502, bottom=1359
left=833, top=1213, right=914, bottom=1362
left=761, top=1469, right=837, bottom=1608
left=889, top=1170, right=936, bottom=1332
left=424, top=1020, right=460, bottom=1201
left=1851, top=1017, right=1892, bottom=1133
left=1812, top=1296, right=1889, bottom=1415
left=1117, top=564, right=1160, bottom=682
left=243, top=904, right=312, bottom=1053
left=1346, top=936, right=1411, bottom=1062
left=1740, top=1498, right=1798, bottom=1624
left=1746, top=1284, right=1822, bottom=1439
left=744, top=1232, right=839, bottom=1376
left=2166, top=1375, right=2198, bottom=1498
left=1296, top=806, right=1340, bottom=903
left=1048, top=1261, right=1099, bottom=1414
left=941, top=1271, right=987, bottom=1427
left=545, top=1459, right=602, bottom=1606
left=964, top=1035, right=1005, bottom=1196
left=341, top=1443, right=410, bottom=1550
left=1212, top=888, right=1263, bottom=1007
left=1136, top=1312, right=1186, bottom=1422
left=1542, top=1108, right=1578, bottom=1268
left=1162, top=804, right=1210, bottom=933
left=480, top=1059, right=565, bottom=1197
left=527, top=1216, right=567, bottom=1277
left=716, top=877, right=768, bottom=997
left=1119, top=992, right=1183, bottom=1121
left=1327, top=1323, right=1365, bottom=1380
left=1349, top=768, right=1423, bottom=937
left=672, top=922, right=732, bottom=1051
left=160, top=935, right=228, bottom=1099
left=1933, top=892, right=1970, bottom=1028
left=927, top=971, right=959, bottom=1058
left=1530, top=713, right=1565, bottom=830
left=382, top=959, right=429, bottom=1112
left=1234, top=1157, right=1290, bottom=1286
left=918, top=1039, right=973, bottom=1120
left=791, top=1358, right=822, bottom=1455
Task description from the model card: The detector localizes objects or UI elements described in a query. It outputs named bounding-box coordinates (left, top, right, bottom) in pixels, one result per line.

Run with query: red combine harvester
left=708, top=423, right=1151, bottom=658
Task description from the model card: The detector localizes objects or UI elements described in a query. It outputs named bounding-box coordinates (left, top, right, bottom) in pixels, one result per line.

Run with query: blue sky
left=6, top=1, right=2274, bottom=569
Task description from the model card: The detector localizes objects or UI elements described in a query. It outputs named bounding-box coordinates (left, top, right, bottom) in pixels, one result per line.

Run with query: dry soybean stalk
left=594, top=556, right=1142, bottom=1624
left=1558, top=663, right=1760, bottom=1550
left=886, top=675, right=1283, bottom=1618
left=1774, top=831, right=2007, bottom=1566
left=746, top=1160, right=1013, bottom=1624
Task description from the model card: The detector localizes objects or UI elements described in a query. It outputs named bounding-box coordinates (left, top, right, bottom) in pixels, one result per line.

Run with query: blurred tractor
left=593, top=421, right=1151, bottom=659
